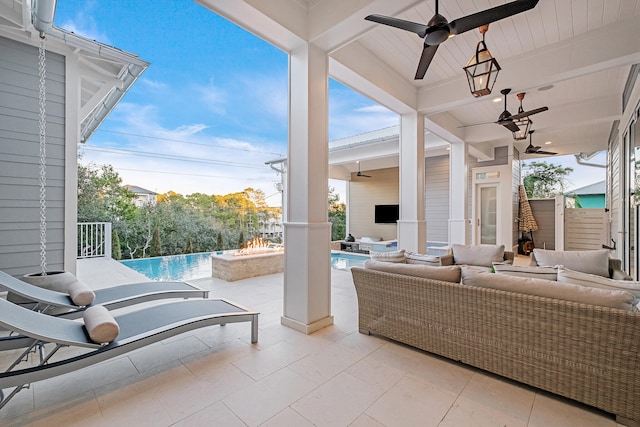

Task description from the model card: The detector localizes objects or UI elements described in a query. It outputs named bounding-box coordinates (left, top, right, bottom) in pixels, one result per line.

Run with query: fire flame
left=235, top=237, right=283, bottom=256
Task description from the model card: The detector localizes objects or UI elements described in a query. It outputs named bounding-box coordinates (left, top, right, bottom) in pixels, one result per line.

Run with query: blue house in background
left=566, top=181, right=606, bottom=208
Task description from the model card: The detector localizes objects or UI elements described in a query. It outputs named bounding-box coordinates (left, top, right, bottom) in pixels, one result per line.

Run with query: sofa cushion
left=451, top=244, right=505, bottom=267
left=460, top=266, right=634, bottom=311
left=404, top=251, right=441, bottom=266
left=532, top=248, right=610, bottom=277
left=557, top=266, right=640, bottom=307
left=364, top=260, right=461, bottom=283
left=492, top=263, right=557, bottom=281
left=370, top=250, right=406, bottom=263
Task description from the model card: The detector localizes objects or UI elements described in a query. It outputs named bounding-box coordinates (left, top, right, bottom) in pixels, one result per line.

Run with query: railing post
left=105, top=222, right=112, bottom=259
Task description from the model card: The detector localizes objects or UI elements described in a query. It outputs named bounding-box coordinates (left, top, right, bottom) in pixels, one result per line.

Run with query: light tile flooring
left=0, top=256, right=625, bottom=426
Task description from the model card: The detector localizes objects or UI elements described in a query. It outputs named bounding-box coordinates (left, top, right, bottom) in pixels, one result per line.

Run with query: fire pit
left=211, top=238, right=284, bottom=281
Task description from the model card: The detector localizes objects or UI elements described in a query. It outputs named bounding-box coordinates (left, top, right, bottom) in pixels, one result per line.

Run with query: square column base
left=281, top=315, right=334, bottom=335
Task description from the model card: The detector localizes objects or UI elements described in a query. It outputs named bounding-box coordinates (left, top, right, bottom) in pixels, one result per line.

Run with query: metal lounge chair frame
left=0, top=270, right=209, bottom=318
left=0, top=297, right=258, bottom=410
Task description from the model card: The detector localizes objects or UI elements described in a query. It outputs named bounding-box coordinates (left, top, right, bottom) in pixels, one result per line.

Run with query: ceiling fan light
left=463, top=39, right=501, bottom=98
left=512, top=117, right=532, bottom=140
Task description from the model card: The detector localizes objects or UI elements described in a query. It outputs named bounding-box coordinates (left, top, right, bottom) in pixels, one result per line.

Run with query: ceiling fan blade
left=533, top=150, right=557, bottom=155
left=457, top=121, right=494, bottom=128
left=509, top=106, right=549, bottom=121
left=502, top=120, right=520, bottom=133
left=449, top=0, right=539, bottom=35
left=415, top=44, right=439, bottom=79
left=365, top=14, right=429, bottom=37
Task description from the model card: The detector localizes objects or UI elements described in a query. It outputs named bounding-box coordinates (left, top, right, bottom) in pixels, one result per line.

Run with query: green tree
left=150, top=226, right=162, bottom=257
left=328, top=187, right=346, bottom=241
left=77, top=163, right=137, bottom=222
left=112, top=230, right=122, bottom=260
left=522, top=161, right=573, bottom=199
left=184, top=235, right=194, bottom=254
left=216, top=231, right=224, bottom=251
left=237, top=230, right=245, bottom=249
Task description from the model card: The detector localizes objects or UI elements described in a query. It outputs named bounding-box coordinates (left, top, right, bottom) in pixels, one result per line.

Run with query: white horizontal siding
left=425, top=155, right=449, bottom=243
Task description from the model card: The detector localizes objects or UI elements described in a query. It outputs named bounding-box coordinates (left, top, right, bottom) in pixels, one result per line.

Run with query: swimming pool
left=120, top=251, right=369, bottom=281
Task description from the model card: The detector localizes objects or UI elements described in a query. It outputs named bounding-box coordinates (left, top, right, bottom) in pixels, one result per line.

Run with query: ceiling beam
left=330, top=42, right=417, bottom=114
left=309, top=0, right=423, bottom=53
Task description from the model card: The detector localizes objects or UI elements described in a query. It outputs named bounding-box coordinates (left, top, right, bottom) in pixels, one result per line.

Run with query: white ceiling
left=203, top=1, right=640, bottom=168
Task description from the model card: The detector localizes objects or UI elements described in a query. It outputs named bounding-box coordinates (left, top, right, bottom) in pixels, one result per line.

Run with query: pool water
left=121, top=252, right=368, bottom=281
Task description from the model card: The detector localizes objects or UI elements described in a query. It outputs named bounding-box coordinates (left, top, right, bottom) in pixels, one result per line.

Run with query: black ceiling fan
left=460, top=88, right=548, bottom=132
left=496, top=88, right=548, bottom=132
left=524, top=130, right=557, bottom=155
left=365, top=0, right=539, bottom=79
left=356, top=161, right=371, bottom=178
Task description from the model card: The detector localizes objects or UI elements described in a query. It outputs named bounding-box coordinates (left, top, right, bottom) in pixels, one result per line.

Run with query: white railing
left=77, top=222, right=112, bottom=259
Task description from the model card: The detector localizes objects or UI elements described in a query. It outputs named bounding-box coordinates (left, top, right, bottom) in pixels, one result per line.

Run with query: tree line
left=78, top=163, right=346, bottom=259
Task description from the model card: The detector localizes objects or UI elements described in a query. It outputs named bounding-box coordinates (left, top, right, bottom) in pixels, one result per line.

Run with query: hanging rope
left=38, top=34, right=48, bottom=275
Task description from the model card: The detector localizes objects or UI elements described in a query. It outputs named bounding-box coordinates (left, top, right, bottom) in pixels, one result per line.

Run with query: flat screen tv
left=375, top=204, right=399, bottom=223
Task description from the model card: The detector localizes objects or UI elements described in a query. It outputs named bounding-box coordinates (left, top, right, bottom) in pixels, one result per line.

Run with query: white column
left=449, top=141, right=469, bottom=245
left=397, top=112, right=426, bottom=253
left=281, top=42, right=333, bottom=334
left=64, top=53, right=79, bottom=273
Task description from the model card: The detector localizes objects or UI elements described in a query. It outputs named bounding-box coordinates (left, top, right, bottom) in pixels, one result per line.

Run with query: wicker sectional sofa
left=351, top=251, right=640, bottom=426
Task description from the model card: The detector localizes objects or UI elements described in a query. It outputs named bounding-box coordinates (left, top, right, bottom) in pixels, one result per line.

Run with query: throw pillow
left=532, top=248, right=610, bottom=277
left=451, top=244, right=505, bottom=267
left=460, top=266, right=634, bottom=311
left=370, top=249, right=406, bottom=263
left=83, top=305, right=120, bottom=344
left=364, top=260, right=461, bottom=283
left=557, top=266, right=640, bottom=307
left=404, top=250, right=441, bottom=266
left=492, top=263, right=557, bottom=281
left=67, top=279, right=96, bottom=306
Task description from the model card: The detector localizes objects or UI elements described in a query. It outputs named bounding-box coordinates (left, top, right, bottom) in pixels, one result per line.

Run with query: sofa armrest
left=439, top=254, right=454, bottom=266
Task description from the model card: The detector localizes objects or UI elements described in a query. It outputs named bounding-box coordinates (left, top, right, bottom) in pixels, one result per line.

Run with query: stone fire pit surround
left=211, top=251, right=284, bottom=281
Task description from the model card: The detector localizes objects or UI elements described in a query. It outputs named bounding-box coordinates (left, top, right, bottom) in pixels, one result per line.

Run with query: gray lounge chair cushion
left=557, top=266, right=640, bottom=307
left=461, top=266, right=634, bottom=311
left=492, top=263, right=558, bottom=281
left=404, top=251, right=441, bottom=266
left=451, top=244, right=505, bottom=267
left=364, top=260, right=461, bottom=283
left=532, top=248, right=610, bottom=277
left=370, top=249, right=406, bottom=263
left=83, top=305, right=119, bottom=344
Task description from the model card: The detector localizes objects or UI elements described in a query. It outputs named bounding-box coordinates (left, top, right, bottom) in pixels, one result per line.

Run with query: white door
left=477, top=184, right=498, bottom=245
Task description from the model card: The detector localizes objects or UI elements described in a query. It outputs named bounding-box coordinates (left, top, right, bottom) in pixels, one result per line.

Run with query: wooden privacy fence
left=564, top=208, right=609, bottom=250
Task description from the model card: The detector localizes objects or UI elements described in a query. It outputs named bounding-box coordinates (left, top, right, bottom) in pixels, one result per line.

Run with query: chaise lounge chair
left=0, top=297, right=258, bottom=410
left=0, top=270, right=208, bottom=318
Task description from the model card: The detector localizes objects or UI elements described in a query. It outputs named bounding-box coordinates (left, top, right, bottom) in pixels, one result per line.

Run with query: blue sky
left=55, top=0, right=397, bottom=205
left=55, top=1, right=603, bottom=205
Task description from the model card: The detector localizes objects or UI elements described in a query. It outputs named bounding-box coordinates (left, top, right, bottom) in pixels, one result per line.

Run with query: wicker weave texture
left=351, top=267, right=640, bottom=425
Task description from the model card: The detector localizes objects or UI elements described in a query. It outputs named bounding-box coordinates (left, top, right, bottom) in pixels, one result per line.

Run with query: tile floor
left=0, top=256, right=625, bottom=426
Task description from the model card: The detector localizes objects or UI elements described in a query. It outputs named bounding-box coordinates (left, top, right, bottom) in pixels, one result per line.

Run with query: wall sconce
left=463, top=25, right=501, bottom=98
left=512, top=93, right=532, bottom=140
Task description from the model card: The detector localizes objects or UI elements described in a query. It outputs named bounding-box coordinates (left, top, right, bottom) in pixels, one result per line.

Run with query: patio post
left=397, top=112, right=427, bottom=253
left=449, top=141, right=469, bottom=244
left=281, top=42, right=334, bottom=334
